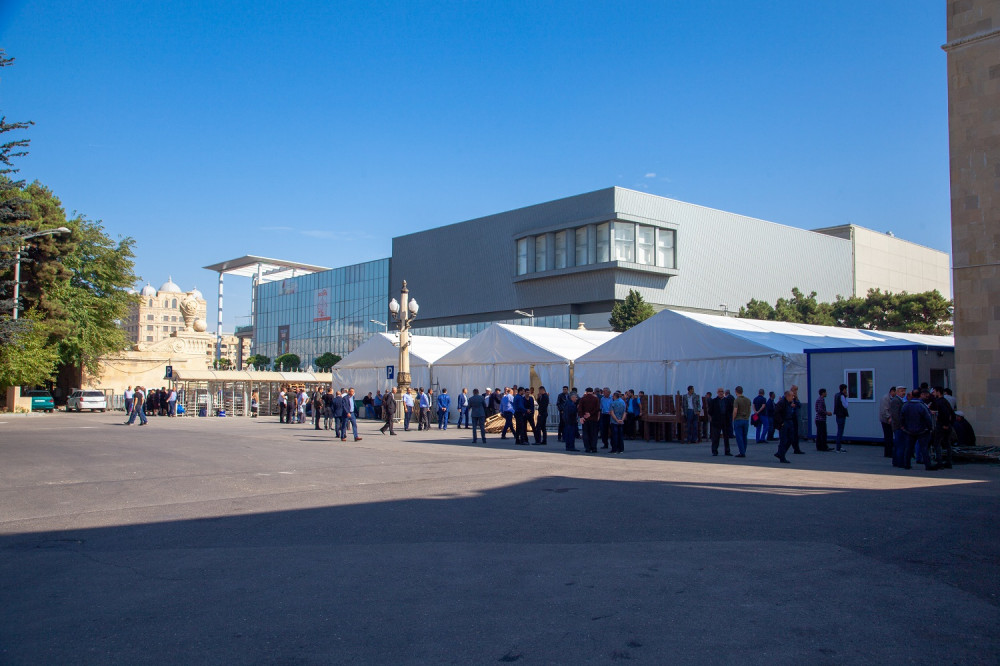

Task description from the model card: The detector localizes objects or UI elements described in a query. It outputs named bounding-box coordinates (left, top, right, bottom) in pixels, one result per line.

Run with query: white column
left=216, top=272, right=224, bottom=361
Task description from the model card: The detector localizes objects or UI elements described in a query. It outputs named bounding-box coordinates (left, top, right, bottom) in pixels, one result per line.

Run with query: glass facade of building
left=253, top=258, right=390, bottom=365
left=413, top=313, right=578, bottom=339
left=515, top=220, right=676, bottom=277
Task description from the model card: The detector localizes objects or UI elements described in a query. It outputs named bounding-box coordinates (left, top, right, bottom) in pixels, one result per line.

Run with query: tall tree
left=609, top=289, right=656, bottom=332
left=314, top=352, right=341, bottom=370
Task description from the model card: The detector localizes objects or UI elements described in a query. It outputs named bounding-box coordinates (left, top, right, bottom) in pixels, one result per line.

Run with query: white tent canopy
left=432, top=324, right=618, bottom=406
left=573, top=309, right=953, bottom=396
left=330, top=333, right=465, bottom=395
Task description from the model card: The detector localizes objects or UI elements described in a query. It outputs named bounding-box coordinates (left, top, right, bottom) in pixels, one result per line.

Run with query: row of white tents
left=330, top=309, right=953, bottom=413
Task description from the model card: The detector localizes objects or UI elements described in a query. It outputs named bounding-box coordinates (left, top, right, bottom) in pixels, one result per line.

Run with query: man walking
left=773, top=390, right=797, bottom=463
left=752, top=389, right=767, bottom=443
left=402, top=388, right=414, bottom=431
left=125, top=386, right=148, bottom=426
left=124, top=386, right=134, bottom=416
left=682, top=385, right=700, bottom=443
left=610, top=391, right=627, bottom=454
left=500, top=387, right=515, bottom=440
left=342, top=388, right=362, bottom=442
left=417, top=388, right=428, bottom=430
left=599, top=388, right=612, bottom=449
left=901, top=389, right=935, bottom=470
left=513, top=387, right=528, bottom=445
left=709, top=388, right=732, bottom=456
left=556, top=386, right=570, bottom=441
left=468, top=388, right=487, bottom=443
left=834, top=383, right=849, bottom=452
left=278, top=387, right=287, bottom=423
left=732, top=386, right=751, bottom=457
left=380, top=387, right=397, bottom=435
left=562, top=393, right=580, bottom=451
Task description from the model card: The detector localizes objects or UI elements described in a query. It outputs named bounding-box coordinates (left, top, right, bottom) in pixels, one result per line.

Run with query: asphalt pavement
left=1, top=411, right=998, bottom=664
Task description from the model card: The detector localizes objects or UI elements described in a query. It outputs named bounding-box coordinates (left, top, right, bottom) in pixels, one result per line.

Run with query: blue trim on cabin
left=804, top=343, right=952, bottom=355
left=911, top=349, right=920, bottom=392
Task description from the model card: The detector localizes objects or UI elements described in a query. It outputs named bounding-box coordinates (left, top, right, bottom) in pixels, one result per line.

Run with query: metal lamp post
left=12, top=226, right=71, bottom=319
left=388, top=280, right=419, bottom=397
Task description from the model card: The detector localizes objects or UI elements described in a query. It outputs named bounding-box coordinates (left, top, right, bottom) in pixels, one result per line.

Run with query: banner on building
left=281, top=279, right=297, bottom=295
left=278, top=325, right=290, bottom=355
left=314, top=288, right=331, bottom=322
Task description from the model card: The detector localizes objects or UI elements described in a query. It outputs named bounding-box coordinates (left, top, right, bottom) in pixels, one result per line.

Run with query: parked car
left=28, top=390, right=54, bottom=412
left=66, top=390, right=108, bottom=412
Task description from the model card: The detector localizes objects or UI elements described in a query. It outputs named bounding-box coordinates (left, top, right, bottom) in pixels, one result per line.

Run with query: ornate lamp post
left=388, top=280, right=419, bottom=397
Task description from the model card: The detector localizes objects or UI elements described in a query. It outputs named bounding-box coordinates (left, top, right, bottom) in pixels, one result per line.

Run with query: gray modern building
left=245, top=187, right=950, bottom=363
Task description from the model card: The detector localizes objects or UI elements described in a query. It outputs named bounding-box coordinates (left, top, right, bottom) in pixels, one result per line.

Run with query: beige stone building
left=814, top=224, right=952, bottom=298
left=944, top=0, right=999, bottom=446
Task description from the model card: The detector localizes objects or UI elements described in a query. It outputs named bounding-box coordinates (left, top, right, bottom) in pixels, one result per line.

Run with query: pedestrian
left=732, top=386, right=751, bottom=457
left=890, top=385, right=908, bottom=468
left=424, top=389, right=435, bottom=430
left=682, top=385, right=700, bottom=443
left=333, top=388, right=347, bottom=439
left=251, top=390, right=259, bottom=418
left=437, top=388, right=451, bottom=429
left=931, top=387, right=955, bottom=469
left=610, top=390, right=627, bottom=454
left=373, top=390, right=383, bottom=420
left=167, top=387, right=177, bottom=417
left=125, top=385, right=148, bottom=426
left=322, top=387, right=335, bottom=429
left=500, top=387, right=515, bottom=440
left=457, top=388, right=469, bottom=429
left=534, top=385, right=549, bottom=445
left=563, top=393, right=580, bottom=451
left=901, top=389, right=934, bottom=470
left=417, top=388, right=428, bottom=430
left=402, top=388, right=414, bottom=431
left=788, top=385, right=804, bottom=454
left=513, top=387, right=528, bottom=445
left=312, top=389, right=324, bottom=430
left=124, top=385, right=134, bottom=415
left=380, top=387, right=397, bottom=435
left=556, top=386, right=569, bottom=440
left=278, top=386, right=287, bottom=423
left=297, top=388, right=307, bottom=424
left=702, top=391, right=712, bottom=441
left=363, top=392, right=374, bottom=419
left=578, top=387, right=602, bottom=453
left=468, top=388, right=487, bottom=443
left=773, top=390, right=797, bottom=463
left=752, top=389, right=767, bottom=443
left=342, top=388, right=361, bottom=441
left=879, top=386, right=896, bottom=458
left=766, top=391, right=777, bottom=440
left=709, top=388, right=732, bottom=456
left=833, top=383, right=849, bottom=452
left=814, top=388, right=833, bottom=451
left=599, top=388, right=612, bottom=449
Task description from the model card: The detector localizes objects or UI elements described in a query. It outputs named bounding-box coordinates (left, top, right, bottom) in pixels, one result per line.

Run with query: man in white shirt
left=402, top=389, right=414, bottom=431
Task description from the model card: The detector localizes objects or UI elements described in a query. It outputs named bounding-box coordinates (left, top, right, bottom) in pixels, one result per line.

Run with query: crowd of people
left=122, top=385, right=178, bottom=425
left=268, top=381, right=974, bottom=470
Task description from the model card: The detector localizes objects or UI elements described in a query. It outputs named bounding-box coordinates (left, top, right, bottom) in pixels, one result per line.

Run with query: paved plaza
left=1, top=411, right=998, bottom=664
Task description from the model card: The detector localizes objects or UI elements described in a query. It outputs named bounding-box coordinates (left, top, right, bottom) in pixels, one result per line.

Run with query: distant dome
left=140, top=283, right=157, bottom=297
left=159, top=276, right=182, bottom=293
left=189, top=288, right=203, bottom=300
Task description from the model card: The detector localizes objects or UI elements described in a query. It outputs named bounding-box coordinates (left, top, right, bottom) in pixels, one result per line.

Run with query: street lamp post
left=388, top=280, right=419, bottom=398
left=12, top=226, right=71, bottom=320
left=514, top=309, right=535, bottom=326
left=369, top=319, right=388, bottom=332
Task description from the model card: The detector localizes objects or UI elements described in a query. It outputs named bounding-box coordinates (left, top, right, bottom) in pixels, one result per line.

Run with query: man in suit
left=833, top=383, right=850, bottom=452
left=456, top=388, right=469, bottom=429
left=342, top=388, right=361, bottom=441
left=709, top=388, right=732, bottom=456
left=556, top=386, right=570, bottom=441
left=437, top=388, right=451, bottom=429
left=380, top=386, right=397, bottom=435
left=467, top=388, right=487, bottom=443
left=534, top=386, right=549, bottom=445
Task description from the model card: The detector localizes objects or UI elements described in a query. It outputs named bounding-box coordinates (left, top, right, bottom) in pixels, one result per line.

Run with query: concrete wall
left=945, top=0, right=1000, bottom=446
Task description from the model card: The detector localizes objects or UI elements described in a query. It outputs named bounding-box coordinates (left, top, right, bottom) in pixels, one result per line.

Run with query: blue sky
left=0, top=1, right=950, bottom=330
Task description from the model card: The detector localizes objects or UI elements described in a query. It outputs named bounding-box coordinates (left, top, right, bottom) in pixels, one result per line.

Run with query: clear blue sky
left=0, top=1, right=950, bottom=331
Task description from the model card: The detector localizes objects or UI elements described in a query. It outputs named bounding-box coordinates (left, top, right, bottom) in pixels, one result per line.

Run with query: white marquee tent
left=572, top=308, right=953, bottom=396
left=330, top=333, right=465, bottom=395
left=432, top=324, right=618, bottom=420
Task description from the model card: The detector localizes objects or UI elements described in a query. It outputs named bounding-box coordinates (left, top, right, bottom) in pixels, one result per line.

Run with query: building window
left=656, top=228, right=676, bottom=268
left=171, top=299, right=177, bottom=308
left=845, top=369, right=874, bottom=401
left=163, top=315, right=169, bottom=321
left=146, top=336, right=153, bottom=342
left=534, top=235, right=547, bottom=272
left=554, top=230, right=567, bottom=269
left=516, top=238, right=528, bottom=275
left=614, top=222, right=635, bottom=262
left=596, top=222, right=610, bottom=263
left=147, top=314, right=154, bottom=321
left=575, top=227, right=588, bottom=265
left=146, top=325, right=153, bottom=331
left=636, top=225, right=655, bottom=266
left=148, top=299, right=153, bottom=307
left=163, top=326, right=169, bottom=332
left=171, top=326, right=177, bottom=332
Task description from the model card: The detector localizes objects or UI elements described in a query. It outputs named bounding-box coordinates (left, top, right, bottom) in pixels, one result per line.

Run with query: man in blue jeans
left=834, top=383, right=849, bottom=452
left=732, top=386, right=752, bottom=457
left=682, top=385, right=700, bottom=443
left=456, top=388, right=469, bottom=429
left=125, top=386, right=148, bottom=426
left=500, top=388, right=515, bottom=440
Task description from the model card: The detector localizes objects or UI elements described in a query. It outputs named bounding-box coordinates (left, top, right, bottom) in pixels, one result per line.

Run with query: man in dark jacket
left=380, top=386, right=397, bottom=435
left=709, top=388, right=732, bottom=456
left=901, top=389, right=934, bottom=470
left=534, top=386, right=549, bottom=445
left=932, top=387, right=955, bottom=469
left=556, top=386, right=569, bottom=440
left=468, top=388, right=487, bottom=443
left=577, top=388, right=602, bottom=453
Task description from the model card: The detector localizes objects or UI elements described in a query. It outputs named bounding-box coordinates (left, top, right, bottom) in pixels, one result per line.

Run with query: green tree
left=245, top=353, right=270, bottom=369
left=314, top=352, right=341, bottom=370
left=274, top=353, right=301, bottom=370
left=609, top=289, right=656, bottom=332
left=740, top=288, right=952, bottom=334
left=0, top=309, right=58, bottom=388
left=10, top=182, right=138, bottom=375
left=213, top=358, right=233, bottom=370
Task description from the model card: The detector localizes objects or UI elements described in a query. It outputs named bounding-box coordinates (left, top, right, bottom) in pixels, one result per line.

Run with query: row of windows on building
left=516, top=221, right=677, bottom=276
left=142, top=314, right=182, bottom=322
left=413, top=313, right=578, bottom=339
